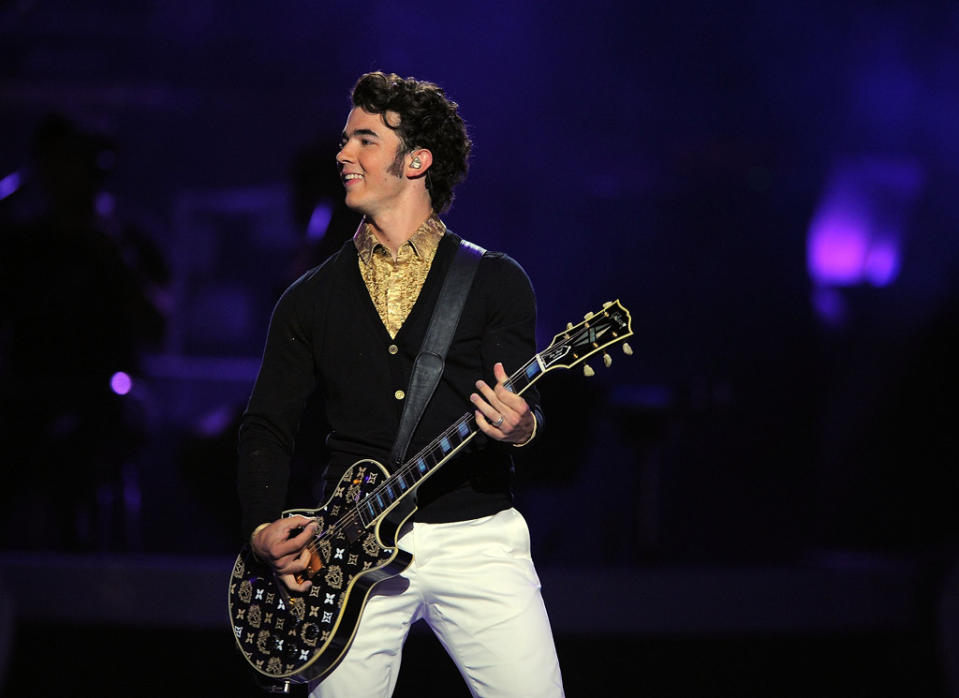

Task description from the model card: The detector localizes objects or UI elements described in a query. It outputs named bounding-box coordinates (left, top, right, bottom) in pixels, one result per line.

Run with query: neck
left=366, top=201, right=434, bottom=258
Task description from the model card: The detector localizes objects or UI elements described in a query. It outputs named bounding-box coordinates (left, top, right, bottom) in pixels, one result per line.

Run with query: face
left=336, top=107, right=409, bottom=218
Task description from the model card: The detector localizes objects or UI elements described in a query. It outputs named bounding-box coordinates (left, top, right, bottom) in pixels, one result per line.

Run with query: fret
left=358, top=501, right=374, bottom=528
left=504, top=359, right=541, bottom=397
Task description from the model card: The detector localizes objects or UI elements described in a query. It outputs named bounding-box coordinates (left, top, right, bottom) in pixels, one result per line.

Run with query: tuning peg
left=623, top=343, right=633, bottom=356
left=584, top=312, right=594, bottom=321
left=566, top=322, right=574, bottom=331
left=603, top=353, right=612, bottom=368
left=603, top=301, right=613, bottom=308
left=583, top=364, right=595, bottom=377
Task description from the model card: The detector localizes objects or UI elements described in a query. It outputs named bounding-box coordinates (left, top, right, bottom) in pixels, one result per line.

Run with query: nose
left=336, top=141, right=353, bottom=167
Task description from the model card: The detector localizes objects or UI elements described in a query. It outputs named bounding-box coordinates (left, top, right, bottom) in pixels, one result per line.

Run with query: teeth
left=344, top=173, right=362, bottom=180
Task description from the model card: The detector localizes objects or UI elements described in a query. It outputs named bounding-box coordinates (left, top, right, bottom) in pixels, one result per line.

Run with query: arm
left=237, top=279, right=320, bottom=588
left=469, top=253, right=542, bottom=446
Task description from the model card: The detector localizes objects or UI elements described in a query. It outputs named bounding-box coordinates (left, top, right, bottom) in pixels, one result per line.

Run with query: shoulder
left=478, top=250, right=535, bottom=300
left=286, top=241, right=355, bottom=294
left=444, top=232, right=534, bottom=288
left=274, top=241, right=356, bottom=314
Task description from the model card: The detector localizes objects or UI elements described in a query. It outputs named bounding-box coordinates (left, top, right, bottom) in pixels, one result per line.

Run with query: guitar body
left=228, top=459, right=414, bottom=684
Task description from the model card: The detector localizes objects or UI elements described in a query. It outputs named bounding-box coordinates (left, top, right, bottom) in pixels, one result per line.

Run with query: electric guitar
left=228, top=300, right=633, bottom=687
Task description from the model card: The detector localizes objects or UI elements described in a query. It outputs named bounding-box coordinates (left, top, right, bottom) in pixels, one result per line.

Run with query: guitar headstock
left=539, top=300, right=633, bottom=375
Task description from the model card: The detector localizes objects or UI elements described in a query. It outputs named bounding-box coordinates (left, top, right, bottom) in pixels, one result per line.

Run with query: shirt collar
left=353, top=215, right=446, bottom=265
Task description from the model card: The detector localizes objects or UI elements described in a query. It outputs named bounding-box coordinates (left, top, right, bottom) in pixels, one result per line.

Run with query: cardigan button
left=394, top=390, right=405, bottom=400
left=388, top=344, right=399, bottom=355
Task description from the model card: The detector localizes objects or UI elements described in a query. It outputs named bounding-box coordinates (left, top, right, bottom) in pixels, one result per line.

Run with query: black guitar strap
left=389, top=236, right=486, bottom=475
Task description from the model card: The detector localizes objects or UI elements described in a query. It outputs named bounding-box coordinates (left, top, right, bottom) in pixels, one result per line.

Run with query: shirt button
left=395, top=390, right=405, bottom=400
left=388, top=344, right=399, bottom=355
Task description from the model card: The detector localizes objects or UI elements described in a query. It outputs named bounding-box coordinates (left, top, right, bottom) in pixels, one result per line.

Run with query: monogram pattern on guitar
left=227, top=463, right=395, bottom=678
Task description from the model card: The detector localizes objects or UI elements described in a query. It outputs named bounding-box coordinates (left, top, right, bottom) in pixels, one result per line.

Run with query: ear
left=407, top=148, right=433, bottom=177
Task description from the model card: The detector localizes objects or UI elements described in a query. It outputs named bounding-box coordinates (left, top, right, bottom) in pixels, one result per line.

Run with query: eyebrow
left=341, top=128, right=380, bottom=141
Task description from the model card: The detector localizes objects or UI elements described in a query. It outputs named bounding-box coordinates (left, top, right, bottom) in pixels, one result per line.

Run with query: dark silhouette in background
left=0, top=113, right=168, bottom=551
left=177, top=136, right=361, bottom=545
left=286, top=138, right=364, bottom=279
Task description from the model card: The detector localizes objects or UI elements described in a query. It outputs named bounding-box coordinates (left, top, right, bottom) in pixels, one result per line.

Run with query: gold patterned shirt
left=354, top=215, right=446, bottom=338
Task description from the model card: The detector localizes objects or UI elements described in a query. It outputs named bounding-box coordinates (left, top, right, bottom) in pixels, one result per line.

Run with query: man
left=237, top=71, right=565, bottom=697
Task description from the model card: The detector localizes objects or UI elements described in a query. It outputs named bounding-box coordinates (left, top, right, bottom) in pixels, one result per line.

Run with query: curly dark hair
left=350, top=71, right=471, bottom=213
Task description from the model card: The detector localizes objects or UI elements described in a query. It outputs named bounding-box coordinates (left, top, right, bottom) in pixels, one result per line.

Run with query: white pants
left=309, top=508, right=565, bottom=698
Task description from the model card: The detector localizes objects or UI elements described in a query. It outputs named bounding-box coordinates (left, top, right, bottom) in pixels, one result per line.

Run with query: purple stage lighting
left=307, top=202, right=333, bottom=240
left=95, top=191, right=116, bottom=217
left=807, top=158, right=922, bottom=288
left=110, top=371, right=133, bottom=395
left=0, top=171, right=21, bottom=200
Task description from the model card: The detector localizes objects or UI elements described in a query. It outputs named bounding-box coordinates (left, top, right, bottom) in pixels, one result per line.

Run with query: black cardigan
left=237, top=233, right=543, bottom=538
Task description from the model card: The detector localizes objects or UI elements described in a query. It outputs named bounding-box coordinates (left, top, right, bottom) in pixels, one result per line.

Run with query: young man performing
left=237, top=71, right=565, bottom=697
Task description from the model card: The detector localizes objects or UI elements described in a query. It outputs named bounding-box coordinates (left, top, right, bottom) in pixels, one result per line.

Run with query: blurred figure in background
left=176, top=136, right=361, bottom=546
left=0, top=113, right=168, bottom=551
left=287, top=137, right=363, bottom=281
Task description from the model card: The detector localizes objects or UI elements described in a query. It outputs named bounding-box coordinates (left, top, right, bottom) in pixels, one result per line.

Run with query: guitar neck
left=355, top=355, right=544, bottom=528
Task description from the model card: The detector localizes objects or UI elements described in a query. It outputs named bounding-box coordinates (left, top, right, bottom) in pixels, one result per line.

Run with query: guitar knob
left=623, top=343, right=633, bottom=356
left=603, top=353, right=612, bottom=368
left=583, top=364, right=595, bottom=377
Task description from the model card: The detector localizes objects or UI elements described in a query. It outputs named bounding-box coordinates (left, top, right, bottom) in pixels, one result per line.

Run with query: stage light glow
left=306, top=202, right=333, bottom=240
left=807, top=210, right=870, bottom=285
left=807, top=158, right=922, bottom=292
left=110, top=371, right=133, bottom=395
left=95, top=191, right=116, bottom=217
left=0, top=170, right=21, bottom=200
left=811, top=286, right=847, bottom=327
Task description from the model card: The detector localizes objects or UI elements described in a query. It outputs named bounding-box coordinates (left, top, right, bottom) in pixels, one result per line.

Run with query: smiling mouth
left=342, top=173, right=363, bottom=186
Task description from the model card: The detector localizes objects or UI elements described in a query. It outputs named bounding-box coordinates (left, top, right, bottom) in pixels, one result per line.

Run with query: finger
left=473, top=378, right=512, bottom=418
left=265, top=528, right=313, bottom=562
left=494, top=386, right=525, bottom=417
left=277, top=546, right=312, bottom=576
left=279, top=572, right=312, bottom=593
left=283, top=515, right=315, bottom=532
left=291, top=519, right=319, bottom=544
left=474, top=410, right=500, bottom=438
left=470, top=382, right=502, bottom=426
